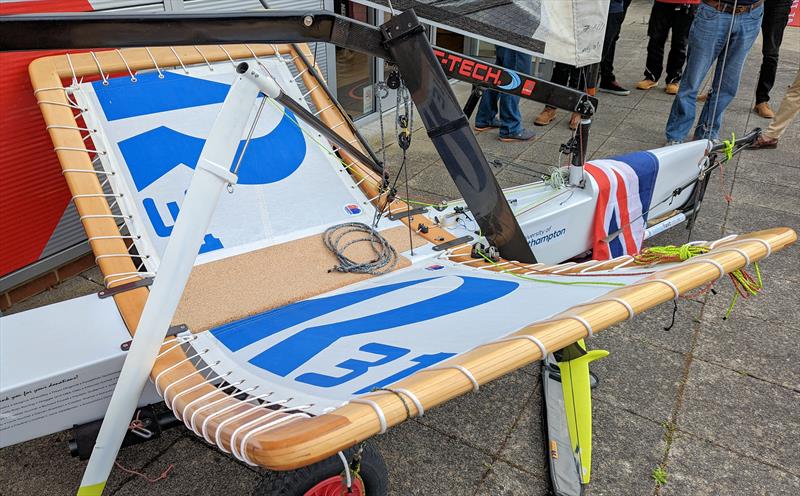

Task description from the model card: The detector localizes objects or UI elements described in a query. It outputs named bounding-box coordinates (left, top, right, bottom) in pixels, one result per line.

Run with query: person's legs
left=665, top=4, right=697, bottom=84
left=665, top=3, right=726, bottom=142
left=694, top=5, right=763, bottom=140
left=600, top=10, right=625, bottom=85
left=644, top=1, right=672, bottom=82
left=475, top=48, right=503, bottom=127
left=497, top=48, right=531, bottom=137
left=755, top=0, right=792, bottom=105
left=763, top=68, right=800, bottom=140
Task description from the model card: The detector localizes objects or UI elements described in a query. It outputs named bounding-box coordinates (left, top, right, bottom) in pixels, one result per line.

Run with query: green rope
left=636, top=242, right=764, bottom=319
left=474, top=249, right=626, bottom=288
left=722, top=132, right=736, bottom=161
left=635, top=244, right=710, bottom=264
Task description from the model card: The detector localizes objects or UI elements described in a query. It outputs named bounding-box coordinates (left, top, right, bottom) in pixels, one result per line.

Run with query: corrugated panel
left=182, top=0, right=266, bottom=11
left=88, top=0, right=163, bottom=11
left=0, top=0, right=331, bottom=280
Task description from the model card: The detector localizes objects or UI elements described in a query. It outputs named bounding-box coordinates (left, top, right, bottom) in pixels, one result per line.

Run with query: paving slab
left=476, top=460, right=549, bottom=496
left=597, top=298, right=703, bottom=355
left=113, top=436, right=261, bottom=496
left=731, top=179, right=800, bottom=215
left=587, top=400, right=666, bottom=496
left=416, top=369, right=537, bottom=457
left=373, top=421, right=491, bottom=496
left=662, top=433, right=800, bottom=496
left=735, top=158, right=800, bottom=188
left=589, top=333, right=685, bottom=425
left=494, top=399, right=545, bottom=479
left=3, top=268, right=103, bottom=315
left=0, top=427, right=185, bottom=496
left=695, top=312, right=800, bottom=391
left=678, top=359, right=800, bottom=475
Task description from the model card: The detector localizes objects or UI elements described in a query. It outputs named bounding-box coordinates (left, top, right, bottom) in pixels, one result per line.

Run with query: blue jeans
left=476, top=46, right=532, bottom=137
left=665, top=2, right=762, bottom=142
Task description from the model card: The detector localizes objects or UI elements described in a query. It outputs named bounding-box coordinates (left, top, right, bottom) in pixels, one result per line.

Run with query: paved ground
left=2, top=1, right=799, bottom=494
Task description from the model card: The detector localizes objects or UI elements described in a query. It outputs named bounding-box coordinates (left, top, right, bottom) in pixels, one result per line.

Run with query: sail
left=355, top=0, right=611, bottom=67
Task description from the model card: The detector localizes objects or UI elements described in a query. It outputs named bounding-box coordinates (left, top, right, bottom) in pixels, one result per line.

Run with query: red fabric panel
left=0, top=0, right=93, bottom=276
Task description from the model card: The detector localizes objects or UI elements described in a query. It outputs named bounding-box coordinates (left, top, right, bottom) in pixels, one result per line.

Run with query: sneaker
left=474, top=118, right=501, bottom=132
left=749, top=133, right=778, bottom=149
left=499, top=128, right=536, bottom=142
left=569, top=112, right=581, bottom=130
left=636, top=79, right=658, bottom=90
left=753, top=102, right=775, bottom=119
left=534, top=107, right=557, bottom=126
left=599, top=80, right=631, bottom=96
left=664, top=139, right=683, bottom=146
left=665, top=82, right=679, bottom=95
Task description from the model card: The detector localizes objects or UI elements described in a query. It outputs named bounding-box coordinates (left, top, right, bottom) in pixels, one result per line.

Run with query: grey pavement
left=2, top=1, right=799, bottom=494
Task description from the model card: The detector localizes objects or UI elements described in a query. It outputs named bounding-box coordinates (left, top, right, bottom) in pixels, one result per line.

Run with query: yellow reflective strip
left=77, top=481, right=106, bottom=496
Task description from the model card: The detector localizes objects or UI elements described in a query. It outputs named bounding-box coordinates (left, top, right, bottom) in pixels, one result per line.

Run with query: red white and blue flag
left=585, top=151, right=660, bottom=260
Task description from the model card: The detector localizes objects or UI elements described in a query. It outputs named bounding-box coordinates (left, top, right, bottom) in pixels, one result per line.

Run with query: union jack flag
left=585, top=151, right=660, bottom=260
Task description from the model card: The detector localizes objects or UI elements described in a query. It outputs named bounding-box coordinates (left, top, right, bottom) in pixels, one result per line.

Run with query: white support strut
left=78, top=64, right=270, bottom=495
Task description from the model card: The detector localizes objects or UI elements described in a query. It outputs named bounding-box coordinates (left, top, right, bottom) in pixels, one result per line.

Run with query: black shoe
left=599, top=80, right=631, bottom=96
left=498, top=128, right=536, bottom=142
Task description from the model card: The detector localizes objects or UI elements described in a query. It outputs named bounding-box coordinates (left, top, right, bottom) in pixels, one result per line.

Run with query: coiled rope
left=324, top=222, right=398, bottom=275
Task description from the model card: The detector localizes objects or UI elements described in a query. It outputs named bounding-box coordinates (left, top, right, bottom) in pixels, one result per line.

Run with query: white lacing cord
left=684, top=257, right=726, bottom=280
left=55, top=146, right=104, bottom=155
left=608, top=255, right=635, bottom=271
left=741, top=238, right=772, bottom=257
left=88, top=52, right=109, bottom=86
left=709, top=233, right=738, bottom=249
left=182, top=379, right=244, bottom=430
left=155, top=334, right=197, bottom=361
left=495, top=334, right=548, bottom=358
left=66, top=52, right=79, bottom=85
left=549, top=262, right=577, bottom=274
left=115, top=49, right=137, bottom=82
left=189, top=384, right=255, bottom=435
left=193, top=46, right=213, bottom=70
left=200, top=390, right=270, bottom=443
left=338, top=452, right=353, bottom=488
left=713, top=247, right=751, bottom=266
left=228, top=405, right=304, bottom=460
left=239, top=412, right=312, bottom=466
left=153, top=348, right=209, bottom=396
left=393, top=388, right=424, bottom=417
left=351, top=398, right=388, bottom=434
left=231, top=405, right=313, bottom=463
left=169, top=371, right=232, bottom=420
left=104, top=271, right=156, bottom=287
left=601, top=297, right=635, bottom=320
left=161, top=361, right=222, bottom=411
left=426, top=364, right=479, bottom=392
left=632, top=278, right=680, bottom=300
left=214, top=397, right=289, bottom=450
left=144, top=47, right=165, bottom=78
left=160, top=357, right=219, bottom=403
left=169, top=47, right=189, bottom=74
left=218, top=45, right=237, bottom=67
left=561, top=314, right=594, bottom=338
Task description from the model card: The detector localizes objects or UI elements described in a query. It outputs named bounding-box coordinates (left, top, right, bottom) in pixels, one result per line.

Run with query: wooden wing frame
left=29, top=44, right=796, bottom=471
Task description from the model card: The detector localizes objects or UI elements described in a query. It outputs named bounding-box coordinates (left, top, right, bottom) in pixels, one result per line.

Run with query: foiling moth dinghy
left=0, top=10, right=795, bottom=496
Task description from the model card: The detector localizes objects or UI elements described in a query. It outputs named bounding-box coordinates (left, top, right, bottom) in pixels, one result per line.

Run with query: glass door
left=334, top=0, right=376, bottom=120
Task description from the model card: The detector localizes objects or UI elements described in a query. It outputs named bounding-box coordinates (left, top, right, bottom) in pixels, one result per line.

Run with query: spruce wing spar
left=0, top=8, right=795, bottom=496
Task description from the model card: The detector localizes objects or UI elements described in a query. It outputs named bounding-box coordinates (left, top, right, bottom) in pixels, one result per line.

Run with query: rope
left=634, top=242, right=763, bottom=318
left=323, top=223, right=398, bottom=275
left=474, top=248, right=626, bottom=288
